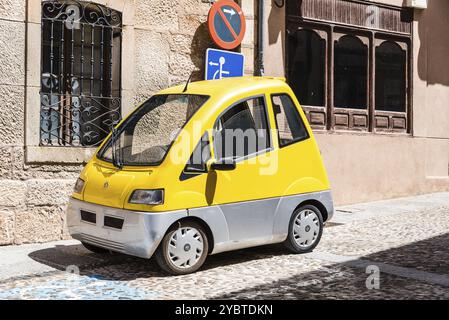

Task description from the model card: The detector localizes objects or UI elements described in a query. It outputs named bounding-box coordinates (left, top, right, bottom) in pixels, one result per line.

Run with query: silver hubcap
left=167, top=227, right=204, bottom=269
left=293, top=209, right=320, bottom=248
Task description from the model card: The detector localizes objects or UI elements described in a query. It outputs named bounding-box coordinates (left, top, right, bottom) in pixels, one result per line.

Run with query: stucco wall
left=264, top=0, right=449, bottom=205
left=0, top=0, right=256, bottom=245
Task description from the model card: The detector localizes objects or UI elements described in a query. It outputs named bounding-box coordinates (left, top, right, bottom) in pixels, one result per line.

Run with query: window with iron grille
left=40, top=0, right=122, bottom=147
left=286, top=0, right=413, bottom=133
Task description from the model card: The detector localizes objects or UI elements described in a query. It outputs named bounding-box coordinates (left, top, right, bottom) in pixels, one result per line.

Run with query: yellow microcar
left=67, top=76, right=334, bottom=275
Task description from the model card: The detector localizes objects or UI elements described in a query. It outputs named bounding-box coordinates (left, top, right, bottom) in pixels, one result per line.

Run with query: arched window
left=375, top=41, right=407, bottom=112
left=40, top=0, right=122, bottom=147
left=334, top=35, right=368, bottom=109
left=287, top=29, right=326, bottom=107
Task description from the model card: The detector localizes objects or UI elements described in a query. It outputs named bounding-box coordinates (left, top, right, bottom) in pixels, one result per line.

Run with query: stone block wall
left=0, top=0, right=256, bottom=245
left=132, top=0, right=255, bottom=103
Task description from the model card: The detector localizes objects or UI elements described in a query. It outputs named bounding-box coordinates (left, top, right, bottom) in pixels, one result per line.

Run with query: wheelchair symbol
left=208, top=57, right=230, bottom=80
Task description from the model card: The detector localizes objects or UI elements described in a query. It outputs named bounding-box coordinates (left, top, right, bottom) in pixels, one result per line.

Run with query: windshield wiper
left=110, top=125, right=123, bottom=169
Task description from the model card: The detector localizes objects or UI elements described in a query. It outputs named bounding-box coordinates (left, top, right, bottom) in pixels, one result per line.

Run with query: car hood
left=81, top=159, right=156, bottom=209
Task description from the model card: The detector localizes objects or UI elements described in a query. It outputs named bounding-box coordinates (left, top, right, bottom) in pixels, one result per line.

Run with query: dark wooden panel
left=334, top=113, right=349, bottom=126
left=392, top=117, right=406, bottom=129
left=303, top=106, right=327, bottom=130
left=333, top=108, right=369, bottom=131
left=295, top=0, right=412, bottom=35
left=374, top=111, right=407, bottom=132
left=309, top=111, right=326, bottom=126
left=375, top=116, right=389, bottom=128
left=353, top=114, right=367, bottom=127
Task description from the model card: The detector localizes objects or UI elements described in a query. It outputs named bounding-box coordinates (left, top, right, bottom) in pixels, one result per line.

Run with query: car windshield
left=98, top=94, right=209, bottom=166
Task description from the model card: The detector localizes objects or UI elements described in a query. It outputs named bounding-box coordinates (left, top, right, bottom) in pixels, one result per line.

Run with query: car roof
left=158, top=76, right=288, bottom=98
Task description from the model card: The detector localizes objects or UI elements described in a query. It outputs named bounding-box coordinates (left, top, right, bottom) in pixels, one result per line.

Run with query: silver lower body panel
left=67, top=198, right=187, bottom=259
left=190, top=190, right=334, bottom=254
left=67, top=190, right=334, bottom=259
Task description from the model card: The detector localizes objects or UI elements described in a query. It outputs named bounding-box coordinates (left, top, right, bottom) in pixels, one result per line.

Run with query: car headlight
left=74, top=178, right=85, bottom=194
left=129, top=189, right=164, bottom=205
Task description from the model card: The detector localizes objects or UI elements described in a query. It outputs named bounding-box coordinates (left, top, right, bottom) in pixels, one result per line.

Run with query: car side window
left=213, top=96, right=271, bottom=161
left=271, top=94, right=309, bottom=147
left=184, top=132, right=211, bottom=173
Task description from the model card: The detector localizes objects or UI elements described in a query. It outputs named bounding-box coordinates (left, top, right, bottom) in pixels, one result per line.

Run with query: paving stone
left=0, top=194, right=449, bottom=299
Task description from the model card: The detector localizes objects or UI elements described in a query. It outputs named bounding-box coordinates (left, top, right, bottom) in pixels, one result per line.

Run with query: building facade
left=264, top=0, right=449, bottom=204
left=0, top=0, right=447, bottom=245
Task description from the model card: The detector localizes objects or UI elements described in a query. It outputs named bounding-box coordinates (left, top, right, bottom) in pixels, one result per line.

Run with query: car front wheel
left=285, top=204, right=323, bottom=253
left=155, top=221, right=209, bottom=275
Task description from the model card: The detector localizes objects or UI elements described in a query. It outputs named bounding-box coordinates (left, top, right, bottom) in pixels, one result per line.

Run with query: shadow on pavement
left=28, top=242, right=292, bottom=280
left=27, top=224, right=344, bottom=278
left=212, top=261, right=449, bottom=300
left=363, top=232, right=449, bottom=276
left=212, top=232, right=449, bottom=299
left=27, top=232, right=449, bottom=299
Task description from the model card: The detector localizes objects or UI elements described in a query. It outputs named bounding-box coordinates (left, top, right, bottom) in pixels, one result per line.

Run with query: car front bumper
left=66, top=198, right=187, bottom=259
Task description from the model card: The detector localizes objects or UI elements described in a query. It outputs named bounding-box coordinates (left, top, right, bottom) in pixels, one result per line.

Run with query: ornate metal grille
left=40, top=0, right=122, bottom=147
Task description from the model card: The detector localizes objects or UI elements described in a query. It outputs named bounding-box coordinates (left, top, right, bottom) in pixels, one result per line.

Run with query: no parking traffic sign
left=207, top=0, right=246, bottom=50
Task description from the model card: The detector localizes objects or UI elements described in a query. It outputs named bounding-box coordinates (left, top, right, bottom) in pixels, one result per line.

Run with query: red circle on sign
left=207, top=0, right=246, bottom=50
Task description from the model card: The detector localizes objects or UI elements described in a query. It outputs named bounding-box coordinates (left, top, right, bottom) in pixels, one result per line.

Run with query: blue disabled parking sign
left=205, top=48, right=245, bottom=80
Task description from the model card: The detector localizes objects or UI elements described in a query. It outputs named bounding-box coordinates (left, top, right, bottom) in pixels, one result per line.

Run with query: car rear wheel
left=285, top=204, right=323, bottom=253
left=81, top=241, right=110, bottom=254
left=155, top=221, right=209, bottom=275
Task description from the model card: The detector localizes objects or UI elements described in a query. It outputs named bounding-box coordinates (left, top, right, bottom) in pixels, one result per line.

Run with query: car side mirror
left=184, top=163, right=207, bottom=174
left=209, top=161, right=236, bottom=171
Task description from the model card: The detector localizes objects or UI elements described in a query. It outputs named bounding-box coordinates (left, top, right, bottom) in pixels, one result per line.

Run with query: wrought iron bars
left=40, top=0, right=122, bottom=147
left=40, top=94, right=121, bottom=146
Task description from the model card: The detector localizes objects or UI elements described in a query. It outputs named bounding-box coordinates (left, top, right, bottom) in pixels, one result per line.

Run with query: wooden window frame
left=286, top=26, right=329, bottom=130
left=286, top=1, right=413, bottom=135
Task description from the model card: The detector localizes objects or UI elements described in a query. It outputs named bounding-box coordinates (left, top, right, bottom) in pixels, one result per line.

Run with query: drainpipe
left=256, top=0, right=265, bottom=76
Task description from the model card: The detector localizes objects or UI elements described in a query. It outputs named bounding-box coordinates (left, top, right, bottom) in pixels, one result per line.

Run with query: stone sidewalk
left=0, top=193, right=448, bottom=299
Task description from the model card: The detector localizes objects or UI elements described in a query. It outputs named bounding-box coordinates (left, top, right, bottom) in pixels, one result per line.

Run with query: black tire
left=155, top=221, right=209, bottom=275
left=285, top=204, right=324, bottom=253
left=81, top=241, right=110, bottom=254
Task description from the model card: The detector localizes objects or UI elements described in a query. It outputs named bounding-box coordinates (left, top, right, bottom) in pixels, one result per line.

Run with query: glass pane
left=375, top=41, right=407, bottom=112
left=214, top=97, right=271, bottom=161
left=288, top=30, right=326, bottom=107
left=111, top=29, right=122, bottom=97
left=286, top=0, right=301, bottom=16
left=272, top=95, right=308, bottom=147
left=98, top=94, right=209, bottom=166
left=334, top=35, right=368, bottom=109
left=185, top=132, right=211, bottom=172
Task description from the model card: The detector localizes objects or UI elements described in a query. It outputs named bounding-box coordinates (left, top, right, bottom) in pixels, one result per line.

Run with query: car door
left=208, top=95, right=281, bottom=245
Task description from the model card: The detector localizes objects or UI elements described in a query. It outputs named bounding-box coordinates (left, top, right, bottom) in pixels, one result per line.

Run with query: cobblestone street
left=0, top=193, right=448, bottom=300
